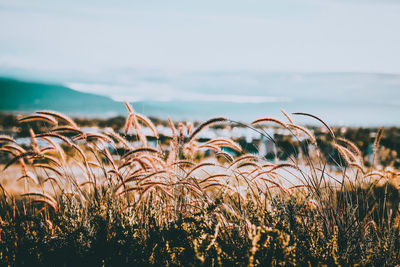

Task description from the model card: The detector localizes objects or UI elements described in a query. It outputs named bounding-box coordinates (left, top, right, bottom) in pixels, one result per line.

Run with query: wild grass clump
left=0, top=103, right=399, bottom=266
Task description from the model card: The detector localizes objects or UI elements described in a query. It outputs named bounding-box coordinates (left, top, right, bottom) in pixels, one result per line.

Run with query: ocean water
left=65, top=71, right=400, bottom=126
left=2, top=68, right=400, bottom=126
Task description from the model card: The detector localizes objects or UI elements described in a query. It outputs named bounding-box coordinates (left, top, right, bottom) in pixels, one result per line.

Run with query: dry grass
left=0, top=105, right=399, bottom=266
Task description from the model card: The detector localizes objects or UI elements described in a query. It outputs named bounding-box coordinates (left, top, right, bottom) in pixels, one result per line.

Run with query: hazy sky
left=1, top=0, right=400, bottom=74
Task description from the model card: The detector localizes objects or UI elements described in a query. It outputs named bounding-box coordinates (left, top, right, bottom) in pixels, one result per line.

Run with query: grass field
left=0, top=102, right=399, bottom=266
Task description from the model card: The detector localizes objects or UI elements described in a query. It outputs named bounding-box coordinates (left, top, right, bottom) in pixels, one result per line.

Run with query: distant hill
left=0, top=78, right=125, bottom=116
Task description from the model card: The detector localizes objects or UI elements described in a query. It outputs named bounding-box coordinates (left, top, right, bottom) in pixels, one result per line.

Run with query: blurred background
left=1, top=0, right=400, bottom=126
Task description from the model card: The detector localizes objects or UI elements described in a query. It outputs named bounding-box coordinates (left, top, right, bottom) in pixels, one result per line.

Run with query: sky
left=1, top=0, right=400, bottom=75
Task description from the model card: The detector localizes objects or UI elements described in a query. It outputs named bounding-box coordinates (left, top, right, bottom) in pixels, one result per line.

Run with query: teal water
left=130, top=100, right=399, bottom=126
left=1, top=71, right=400, bottom=126
left=65, top=72, right=400, bottom=126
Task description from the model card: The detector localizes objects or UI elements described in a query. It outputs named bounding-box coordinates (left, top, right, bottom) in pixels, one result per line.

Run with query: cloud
left=1, top=0, right=400, bottom=74
left=66, top=82, right=292, bottom=104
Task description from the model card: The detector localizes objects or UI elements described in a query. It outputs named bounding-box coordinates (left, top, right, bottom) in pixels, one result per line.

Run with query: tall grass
left=0, top=103, right=399, bottom=266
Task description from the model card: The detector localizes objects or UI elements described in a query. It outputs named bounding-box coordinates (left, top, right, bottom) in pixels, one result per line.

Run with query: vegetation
left=0, top=103, right=399, bottom=266
left=0, top=78, right=124, bottom=114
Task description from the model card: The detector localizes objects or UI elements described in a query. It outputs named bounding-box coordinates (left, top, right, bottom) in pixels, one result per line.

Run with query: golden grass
left=0, top=103, right=398, bottom=226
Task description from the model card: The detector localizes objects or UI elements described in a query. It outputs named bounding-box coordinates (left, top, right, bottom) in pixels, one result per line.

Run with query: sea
left=4, top=69, right=400, bottom=126
left=67, top=71, right=400, bottom=127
